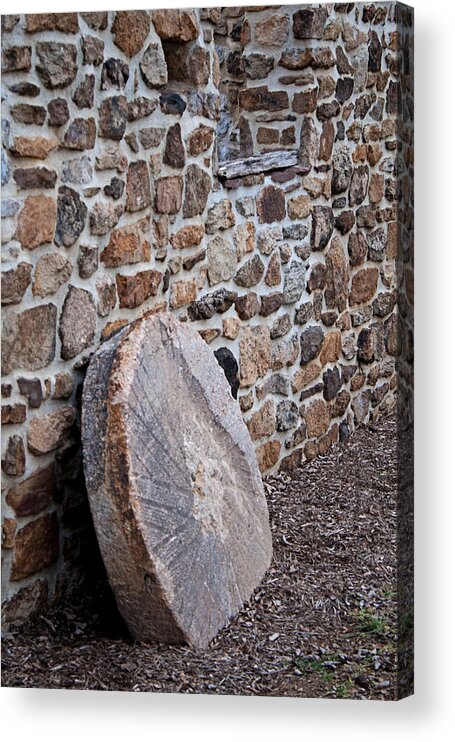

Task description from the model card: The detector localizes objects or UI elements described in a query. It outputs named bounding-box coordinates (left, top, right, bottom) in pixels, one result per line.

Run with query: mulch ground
left=2, top=415, right=411, bottom=700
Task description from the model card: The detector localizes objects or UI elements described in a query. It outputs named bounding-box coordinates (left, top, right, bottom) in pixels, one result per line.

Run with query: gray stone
left=207, top=236, right=237, bottom=286
left=140, top=43, right=168, bottom=88
left=331, top=146, right=353, bottom=194
left=349, top=165, right=369, bottom=206
left=2, top=304, right=57, bottom=375
left=78, top=245, right=98, bottom=279
left=55, top=187, right=87, bottom=247
left=33, top=254, right=72, bottom=298
left=235, top=256, right=265, bottom=288
left=36, top=42, right=78, bottom=88
left=183, top=165, right=211, bottom=218
left=206, top=200, right=236, bottom=234
left=311, top=206, right=334, bottom=249
left=283, top=260, right=306, bottom=304
left=276, top=400, right=299, bottom=432
left=61, top=156, right=93, bottom=185
left=82, top=313, right=272, bottom=649
left=300, top=326, right=324, bottom=365
left=59, top=286, right=96, bottom=360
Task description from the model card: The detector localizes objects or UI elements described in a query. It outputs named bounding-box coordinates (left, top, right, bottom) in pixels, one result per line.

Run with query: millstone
left=82, top=313, right=273, bottom=649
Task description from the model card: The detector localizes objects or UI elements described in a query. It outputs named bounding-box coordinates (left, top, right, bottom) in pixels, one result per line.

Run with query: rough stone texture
left=257, top=185, right=286, bottom=224
left=155, top=176, right=184, bottom=215
left=59, top=286, right=96, bottom=360
left=101, top=217, right=151, bottom=268
left=350, top=267, right=379, bottom=305
left=55, top=187, right=87, bottom=248
left=311, top=206, right=334, bottom=249
left=283, top=261, right=306, bottom=304
left=5, top=465, right=55, bottom=516
left=116, top=270, right=162, bottom=309
left=10, top=514, right=59, bottom=582
left=62, top=118, right=96, bottom=150
left=112, top=11, right=151, bottom=58
left=27, top=407, right=76, bottom=456
left=207, top=236, right=237, bottom=286
left=33, top=254, right=72, bottom=298
left=239, top=326, right=272, bottom=387
left=2, top=435, right=26, bottom=477
left=171, top=225, right=205, bottom=250
left=183, top=165, right=211, bottom=218
left=99, top=96, right=128, bottom=140
left=82, top=313, right=272, bottom=648
left=36, top=42, right=77, bottom=89
left=16, top=195, right=57, bottom=249
left=1, top=263, right=32, bottom=305
left=140, top=44, right=168, bottom=89
left=300, top=326, right=324, bottom=365
left=126, top=161, right=152, bottom=213
left=152, top=10, right=199, bottom=43
left=2, top=304, right=57, bottom=375
left=235, top=256, right=265, bottom=288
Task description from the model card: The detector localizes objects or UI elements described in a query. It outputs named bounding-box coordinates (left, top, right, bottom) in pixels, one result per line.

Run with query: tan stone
left=1, top=304, right=57, bottom=376
left=169, top=279, right=197, bottom=309
left=304, top=399, right=331, bottom=438
left=302, top=176, right=327, bottom=198
left=53, top=372, right=73, bottom=399
left=152, top=9, right=199, bottom=42
left=10, top=513, right=59, bottom=581
left=101, top=319, right=129, bottom=341
left=352, top=144, right=367, bottom=163
left=2, top=518, right=16, bottom=549
left=101, top=217, right=151, bottom=267
left=369, top=173, right=384, bottom=204
left=292, top=361, right=321, bottom=393
left=256, top=440, right=281, bottom=473
left=319, top=331, right=341, bottom=366
left=350, top=267, right=379, bottom=305
left=198, top=329, right=220, bottom=344
left=367, top=143, right=382, bottom=166
left=170, top=225, right=205, bottom=250
left=287, top=195, right=312, bottom=220
left=16, top=195, right=57, bottom=249
left=155, top=176, right=183, bottom=214
left=222, top=317, right=241, bottom=340
left=387, top=222, right=398, bottom=260
left=10, top=135, right=58, bottom=159
left=187, top=125, right=214, bottom=156
left=33, top=254, right=72, bottom=298
left=239, top=326, right=272, bottom=387
left=325, top=236, right=349, bottom=311
left=234, top=222, right=255, bottom=260
left=27, top=407, right=76, bottom=456
left=247, top=400, right=275, bottom=441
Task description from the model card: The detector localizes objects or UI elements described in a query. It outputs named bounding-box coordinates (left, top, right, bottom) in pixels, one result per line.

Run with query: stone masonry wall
left=1, top=4, right=414, bottom=628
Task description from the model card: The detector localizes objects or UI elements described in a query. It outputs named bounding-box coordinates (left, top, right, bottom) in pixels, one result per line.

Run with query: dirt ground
left=1, top=415, right=413, bottom=699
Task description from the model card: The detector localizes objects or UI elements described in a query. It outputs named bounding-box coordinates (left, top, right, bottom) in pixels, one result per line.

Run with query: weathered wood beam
left=217, top=149, right=299, bottom=180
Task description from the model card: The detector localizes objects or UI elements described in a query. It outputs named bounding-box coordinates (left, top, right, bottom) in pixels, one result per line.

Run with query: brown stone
left=292, top=361, right=321, bottom=394
left=325, top=236, right=349, bottom=311
left=206, top=200, right=236, bottom=234
left=59, top=286, right=96, bottom=360
left=247, top=400, right=275, bottom=441
left=319, top=120, right=335, bottom=160
left=198, top=329, right=220, bottom=344
left=10, top=135, right=58, bottom=160
left=311, top=206, right=334, bottom=249
left=53, top=372, right=73, bottom=400
left=2, top=404, right=26, bottom=425
left=257, top=127, right=279, bottom=145
left=10, top=513, right=59, bottom=581
left=239, top=326, right=272, bottom=387
left=96, top=278, right=117, bottom=317
left=235, top=292, right=261, bottom=321
left=27, top=407, right=75, bottom=456
left=265, top=251, right=282, bottom=287
left=292, top=88, right=318, bottom=114
left=6, top=464, right=56, bottom=516
left=2, top=518, right=16, bottom=549
left=125, top=161, right=151, bottom=212
left=170, top=225, right=205, bottom=250
left=257, top=185, right=286, bottom=224
left=369, top=173, right=385, bottom=204
left=235, top=256, right=265, bottom=288
left=304, top=399, right=331, bottom=438
left=11, top=104, right=46, bottom=125
left=271, top=333, right=300, bottom=370
left=33, top=254, right=72, bottom=298
left=101, top=217, right=151, bottom=268
left=165, top=45, right=209, bottom=86
left=183, top=165, right=211, bottom=218
left=255, top=14, right=289, bottom=47
left=163, top=124, right=185, bottom=169
left=116, top=270, right=163, bottom=309
left=300, top=326, right=324, bottom=365
left=279, top=47, right=335, bottom=70
left=62, top=118, right=96, bottom=150
left=239, top=86, right=289, bottom=112
left=234, top=223, right=255, bottom=260
left=348, top=232, right=368, bottom=266
left=350, top=267, right=379, bottom=305
left=187, top=126, right=214, bottom=157
left=2, top=435, right=25, bottom=477
left=81, top=35, right=105, bottom=66
left=82, top=313, right=272, bottom=648
left=25, top=13, right=78, bottom=33
left=2, top=45, right=32, bottom=72
left=349, top=165, right=369, bottom=206
left=99, top=96, right=128, bottom=140
left=155, top=176, right=183, bottom=215
left=89, top=202, right=123, bottom=236
left=112, top=11, right=150, bottom=57
left=1, top=263, right=32, bottom=305
left=2, top=579, right=48, bottom=625
left=169, top=279, right=198, bottom=309
left=54, top=187, right=87, bottom=248
left=260, top=292, right=284, bottom=317
left=2, top=304, right=57, bottom=375
left=256, top=440, right=281, bottom=473
left=152, top=9, right=198, bottom=42
left=13, top=167, right=57, bottom=190
left=293, top=7, right=328, bottom=39
left=17, top=377, right=42, bottom=408
left=320, top=332, right=341, bottom=366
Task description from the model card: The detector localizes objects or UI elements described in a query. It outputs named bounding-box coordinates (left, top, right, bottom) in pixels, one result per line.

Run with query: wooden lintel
left=217, top=149, right=299, bottom=180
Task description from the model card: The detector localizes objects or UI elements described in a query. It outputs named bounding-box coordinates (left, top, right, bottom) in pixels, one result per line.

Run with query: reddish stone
left=1, top=435, right=25, bottom=477
left=257, top=185, right=286, bottom=224
left=1, top=263, right=32, bottom=305
left=256, top=440, right=281, bottom=473
left=1, top=404, right=26, bottom=425
left=10, top=513, right=59, bottom=581
left=126, top=161, right=151, bottom=212
left=235, top=293, right=261, bottom=321
left=155, top=176, right=184, bottom=215
left=350, top=267, right=379, bottom=305
left=170, top=225, right=205, bottom=250
left=116, top=270, right=162, bottom=309
left=152, top=9, right=199, bottom=42
left=62, top=118, right=96, bottom=149
left=2, top=304, right=57, bottom=375
left=187, top=126, right=214, bottom=156
left=183, top=165, right=211, bottom=218
left=247, top=400, right=275, bottom=441
left=101, top=217, right=151, bottom=267
left=292, top=88, right=318, bottom=113
left=6, top=464, right=56, bottom=516
left=112, top=11, right=151, bottom=58
left=239, top=86, right=289, bottom=112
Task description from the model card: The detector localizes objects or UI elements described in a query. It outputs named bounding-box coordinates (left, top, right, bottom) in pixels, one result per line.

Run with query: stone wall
left=1, top=4, right=414, bottom=628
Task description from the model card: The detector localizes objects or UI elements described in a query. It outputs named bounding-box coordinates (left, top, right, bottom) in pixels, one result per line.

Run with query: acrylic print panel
left=1, top=2, right=414, bottom=700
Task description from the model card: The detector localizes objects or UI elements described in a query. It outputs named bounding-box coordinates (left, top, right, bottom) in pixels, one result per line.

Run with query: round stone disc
left=82, top=313, right=272, bottom=649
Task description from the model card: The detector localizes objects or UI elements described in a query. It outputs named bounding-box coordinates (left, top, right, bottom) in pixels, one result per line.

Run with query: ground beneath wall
left=2, top=416, right=406, bottom=700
